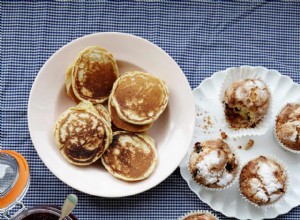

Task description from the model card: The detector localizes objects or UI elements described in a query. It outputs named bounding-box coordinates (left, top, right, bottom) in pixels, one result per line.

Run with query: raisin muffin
left=178, top=210, right=218, bottom=220
left=239, top=156, right=287, bottom=206
left=189, top=139, right=239, bottom=189
left=223, top=79, right=270, bottom=129
left=275, top=103, right=300, bottom=152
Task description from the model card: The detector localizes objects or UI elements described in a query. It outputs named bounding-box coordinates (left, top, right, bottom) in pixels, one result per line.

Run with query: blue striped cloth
left=2, top=1, right=300, bottom=219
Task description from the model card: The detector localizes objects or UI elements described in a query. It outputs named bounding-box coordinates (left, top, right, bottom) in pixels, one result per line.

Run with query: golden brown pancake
left=65, top=64, right=80, bottom=103
left=94, top=103, right=111, bottom=126
left=101, top=131, right=157, bottom=181
left=72, top=46, right=118, bottom=104
left=54, top=101, right=112, bottom=166
left=108, top=96, right=152, bottom=132
left=111, top=71, right=169, bottom=125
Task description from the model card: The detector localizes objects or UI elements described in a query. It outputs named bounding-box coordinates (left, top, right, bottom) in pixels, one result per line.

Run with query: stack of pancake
left=108, top=71, right=169, bottom=132
left=65, top=46, right=119, bottom=104
left=54, top=46, right=169, bottom=181
left=54, top=101, right=112, bottom=166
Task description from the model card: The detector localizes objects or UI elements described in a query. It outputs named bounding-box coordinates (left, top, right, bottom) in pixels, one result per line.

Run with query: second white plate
left=180, top=66, right=300, bottom=220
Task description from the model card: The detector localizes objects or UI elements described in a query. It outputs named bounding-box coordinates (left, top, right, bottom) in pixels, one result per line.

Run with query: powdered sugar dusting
left=255, top=189, right=269, bottom=202
left=249, top=178, right=268, bottom=202
left=281, top=120, right=300, bottom=142
left=289, top=130, right=298, bottom=142
left=196, top=150, right=221, bottom=184
left=232, top=79, right=269, bottom=107
left=255, top=79, right=266, bottom=89
left=196, top=150, right=234, bottom=186
left=235, top=87, right=244, bottom=100
left=218, top=171, right=234, bottom=187
left=258, top=161, right=283, bottom=202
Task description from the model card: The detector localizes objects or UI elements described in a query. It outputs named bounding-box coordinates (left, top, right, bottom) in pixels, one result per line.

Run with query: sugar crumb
left=221, top=131, right=228, bottom=140
left=197, top=111, right=217, bottom=131
left=244, top=139, right=254, bottom=150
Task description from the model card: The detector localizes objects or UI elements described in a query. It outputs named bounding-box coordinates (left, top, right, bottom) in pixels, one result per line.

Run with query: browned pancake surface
left=112, top=72, right=168, bottom=125
left=108, top=98, right=151, bottom=132
left=56, top=110, right=109, bottom=165
left=72, top=47, right=118, bottom=103
left=102, top=132, right=156, bottom=180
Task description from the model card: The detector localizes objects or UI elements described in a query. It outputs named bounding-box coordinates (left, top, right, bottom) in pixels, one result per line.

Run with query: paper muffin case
left=178, top=210, right=219, bottom=220
left=188, top=143, right=240, bottom=192
left=238, top=155, right=289, bottom=209
left=218, top=66, right=274, bottom=138
left=274, top=103, right=300, bottom=154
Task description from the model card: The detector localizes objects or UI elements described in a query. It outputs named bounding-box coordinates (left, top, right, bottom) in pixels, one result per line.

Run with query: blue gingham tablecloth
left=1, top=1, right=300, bottom=219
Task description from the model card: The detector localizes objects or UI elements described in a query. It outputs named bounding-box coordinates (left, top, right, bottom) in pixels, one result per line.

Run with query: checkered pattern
left=2, top=1, right=300, bottom=219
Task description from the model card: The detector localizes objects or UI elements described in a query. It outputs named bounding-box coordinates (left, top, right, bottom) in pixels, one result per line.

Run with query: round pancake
left=65, top=63, right=80, bottom=103
left=108, top=96, right=152, bottom=132
left=54, top=101, right=112, bottom=166
left=111, top=71, right=169, bottom=125
left=101, top=131, right=157, bottom=181
left=94, top=103, right=111, bottom=126
left=72, top=46, right=118, bottom=104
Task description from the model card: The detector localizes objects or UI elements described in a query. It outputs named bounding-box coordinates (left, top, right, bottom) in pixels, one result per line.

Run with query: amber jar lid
left=0, top=150, right=30, bottom=211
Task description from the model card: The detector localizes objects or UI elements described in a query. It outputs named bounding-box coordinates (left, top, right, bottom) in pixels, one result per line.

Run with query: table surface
left=2, top=1, right=300, bottom=219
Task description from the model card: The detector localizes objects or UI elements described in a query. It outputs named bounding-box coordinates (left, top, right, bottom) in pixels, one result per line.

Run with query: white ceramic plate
left=28, top=32, right=195, bottom=197
left=179, top=66, right=300, bottom=220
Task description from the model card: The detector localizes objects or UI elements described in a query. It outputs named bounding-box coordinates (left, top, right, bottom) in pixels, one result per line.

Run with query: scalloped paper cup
left=219, top=66, right=274, bottom=138
left=239, top=155, right=289, bottom=209
left=274, top=129, right=300, bottom=154
left=178, top=210, right=219, bottom=220
left=188, top=141, right=240, bottom=192
left=274, top=103, right=300, bottom=154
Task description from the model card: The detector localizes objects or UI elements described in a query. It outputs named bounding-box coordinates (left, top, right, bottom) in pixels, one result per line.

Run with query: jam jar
left=0, top=150, right=77, bottom=220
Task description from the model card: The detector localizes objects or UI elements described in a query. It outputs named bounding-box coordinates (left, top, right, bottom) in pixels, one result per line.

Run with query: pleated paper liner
left=188, top=140, right=240, bottom=192
left=238, top=155, right=289, bottom=209
left=218, top=66, right=274, bottom=138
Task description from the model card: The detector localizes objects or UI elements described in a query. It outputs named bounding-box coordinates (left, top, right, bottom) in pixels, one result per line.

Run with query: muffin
left=223, top=79, right=270, bottom=129
left=239, top=156, right=287, bottom=206
left=275, top=103, right=300, bottom=152
left=178, top=210, right=218, bottom=220
left=189, top=139, right=239, bottom=189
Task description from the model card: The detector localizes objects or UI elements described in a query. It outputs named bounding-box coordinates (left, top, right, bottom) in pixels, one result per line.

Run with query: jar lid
left=0, top=150, right=30, bottom=211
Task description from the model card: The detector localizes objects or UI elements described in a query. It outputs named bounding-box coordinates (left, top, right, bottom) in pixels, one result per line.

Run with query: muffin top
left=182, top=213, right=217, bottom=220
left=189, top=139, right=238, bottom=189
left=276, top=103, right=300, bottom=151
left=223, top=79, right=270, bottom=128
left=239, top=156, right=287, bottom=206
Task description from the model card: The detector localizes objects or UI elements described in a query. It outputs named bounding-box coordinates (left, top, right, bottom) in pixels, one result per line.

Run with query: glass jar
left=0, top=150, right=77, bottom=220
left=12, top=205, right=77, bottom=220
